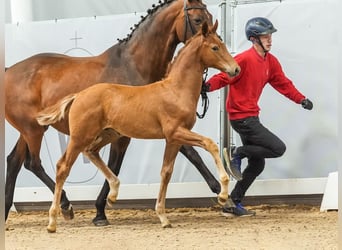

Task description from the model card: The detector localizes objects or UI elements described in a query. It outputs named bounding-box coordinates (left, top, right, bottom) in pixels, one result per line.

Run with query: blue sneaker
left=222, top=202, right=256, bottom=217
left=223, top=147, right=242, bottom=181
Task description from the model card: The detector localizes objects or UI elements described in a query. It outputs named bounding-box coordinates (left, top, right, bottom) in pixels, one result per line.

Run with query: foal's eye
left=212, top=45, right=219, bottom=51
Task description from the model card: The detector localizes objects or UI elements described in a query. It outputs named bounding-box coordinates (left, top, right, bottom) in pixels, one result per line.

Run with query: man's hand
left=201, top=83, right=211, bottom=93
left=301, top=98, right=313, bottom=110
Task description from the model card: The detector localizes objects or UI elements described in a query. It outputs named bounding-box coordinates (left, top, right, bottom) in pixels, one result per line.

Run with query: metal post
left=219, top=0, right=238, bottom=156
left=10, top=0, right=33, bottom=23
left=227, top=0, right=238, bottom=148
left=219, top=0, right=228, bottom=158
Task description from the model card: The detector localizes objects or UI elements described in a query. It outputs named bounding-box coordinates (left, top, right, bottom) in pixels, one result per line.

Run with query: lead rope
left=196, top=69, right=209, bottom=119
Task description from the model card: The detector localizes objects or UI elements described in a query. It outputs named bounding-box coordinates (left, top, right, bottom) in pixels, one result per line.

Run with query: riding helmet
left=245, top=17, right=277, bottom=41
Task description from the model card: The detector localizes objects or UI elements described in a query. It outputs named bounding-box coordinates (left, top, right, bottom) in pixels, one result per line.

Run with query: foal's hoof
left=47, top=225, right=56, bottom=233
left=162, top=223, right=172, bottom=228
left=61, top=204, right=74, bottom=220
left=106, top=198, right=116, bottom=207
left=217, top=196, right=227, bottom=206
left=161, top=219, right=172, bottom=228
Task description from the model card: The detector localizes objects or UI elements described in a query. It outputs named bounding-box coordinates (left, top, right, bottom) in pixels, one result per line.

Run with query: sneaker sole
left=223, top=147, right=242, bottom=181
left=221, top=211, right=256, bottom=217
left=221, top=211, right=236, bottom=217
left=221, top=212, right=255, bottom=218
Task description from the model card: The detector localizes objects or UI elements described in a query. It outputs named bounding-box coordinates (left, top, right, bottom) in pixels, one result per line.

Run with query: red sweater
left=207, top=47, right=305, bottom=120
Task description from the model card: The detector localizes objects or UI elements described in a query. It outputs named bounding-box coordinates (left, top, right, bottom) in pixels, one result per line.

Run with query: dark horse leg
left=92, top=138, right=221, bottom=226
left=5, top=136, right=72, bottom=221
left=92, top=137, right=131, bottom=226
left=5, top=138, right=26, bottom=220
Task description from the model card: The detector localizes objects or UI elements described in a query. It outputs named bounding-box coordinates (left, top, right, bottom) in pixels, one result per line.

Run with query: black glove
left=301, top=98, right=313, bottom=110
left=201, top=82, right=211, bottom=93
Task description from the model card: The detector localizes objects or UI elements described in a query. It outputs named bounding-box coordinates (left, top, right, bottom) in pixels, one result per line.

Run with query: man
left=205, top=17, right=313, bottom=216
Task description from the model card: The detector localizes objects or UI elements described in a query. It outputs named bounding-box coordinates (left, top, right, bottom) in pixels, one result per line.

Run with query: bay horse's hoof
left=92, top=218, right=110, bottom=227
left=61, top=204, right=74, bottom=220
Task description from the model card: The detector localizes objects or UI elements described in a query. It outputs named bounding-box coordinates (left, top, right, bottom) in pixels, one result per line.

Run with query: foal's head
left=194, top=20, right=240, bottom=77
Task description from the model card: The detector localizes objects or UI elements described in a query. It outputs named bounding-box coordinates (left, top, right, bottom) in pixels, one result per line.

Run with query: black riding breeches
left=229, top=116, right=286, bottom=203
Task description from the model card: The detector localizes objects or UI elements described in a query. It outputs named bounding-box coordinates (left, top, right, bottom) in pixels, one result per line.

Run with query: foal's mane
left=117, top=0, right=175, bottom=43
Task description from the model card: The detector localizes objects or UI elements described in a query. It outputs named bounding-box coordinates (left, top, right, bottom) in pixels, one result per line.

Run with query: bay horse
left=5, top=0, right=220, bottom=226
left=37, top=20, right=240, bottom=232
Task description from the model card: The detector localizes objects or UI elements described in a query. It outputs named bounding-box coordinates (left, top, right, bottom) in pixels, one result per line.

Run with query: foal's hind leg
left=47, top=145, right=80, bottom=233
left=155, top=143, right=180, bottom=228
left=93, top=137, right=131, bottom=226
left=83, top=151, right=120, bottom=207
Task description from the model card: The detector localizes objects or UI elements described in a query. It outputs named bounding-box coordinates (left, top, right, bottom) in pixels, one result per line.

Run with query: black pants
left=229, top=116, right=286, bottom=204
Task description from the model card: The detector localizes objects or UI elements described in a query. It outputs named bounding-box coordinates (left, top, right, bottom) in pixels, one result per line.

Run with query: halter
left=183, top=0, right=208, bottom=42
left=183, top=0, right=210, bottom=119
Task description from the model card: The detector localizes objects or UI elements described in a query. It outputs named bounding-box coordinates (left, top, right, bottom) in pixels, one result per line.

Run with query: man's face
left=259, top=34, right=273, bottom=52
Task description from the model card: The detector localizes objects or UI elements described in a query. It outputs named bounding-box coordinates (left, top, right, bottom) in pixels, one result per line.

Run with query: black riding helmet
left=245, top=17, right=277, bottom=40
left=245, top=17, right=277, bottom=52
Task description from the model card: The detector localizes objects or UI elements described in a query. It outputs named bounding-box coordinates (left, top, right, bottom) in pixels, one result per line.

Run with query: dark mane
left=117, top=0, right=175, bottom=43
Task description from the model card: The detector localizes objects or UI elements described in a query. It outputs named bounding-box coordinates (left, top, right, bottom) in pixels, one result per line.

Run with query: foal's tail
left=36, top=94, right=77, bottom=125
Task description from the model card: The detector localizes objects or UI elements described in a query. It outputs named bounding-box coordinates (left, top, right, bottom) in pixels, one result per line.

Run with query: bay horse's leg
left=5, top=136, right=26, bottom=220
left=23, top=132, right=73, bottom=220
left=155, top=143, right=180, bottom=228
left=5, top=134, right=72, bottom=221
left=93, top=137, right=131, bottom=226
left=179, top=145, right=221, bottom=194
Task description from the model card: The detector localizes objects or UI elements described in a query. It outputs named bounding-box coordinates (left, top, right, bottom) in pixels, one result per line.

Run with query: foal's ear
left=211, top=20, right=218, bottom=33
left=201, top=21, right=209, bottom=36
left=202, top=20, right=218, bottom=37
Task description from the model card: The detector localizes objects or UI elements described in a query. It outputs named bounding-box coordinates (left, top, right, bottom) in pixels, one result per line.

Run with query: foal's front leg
left=155, top=143, right=180, bottom=228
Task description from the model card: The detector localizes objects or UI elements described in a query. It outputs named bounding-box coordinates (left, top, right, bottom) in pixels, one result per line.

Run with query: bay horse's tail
left=36, top=94, right=77, bottom=126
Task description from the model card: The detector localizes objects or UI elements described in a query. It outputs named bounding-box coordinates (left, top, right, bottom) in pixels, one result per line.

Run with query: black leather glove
left=201, top=82, right=211, bottom=93
left=301, top=98, right=313, bottom=110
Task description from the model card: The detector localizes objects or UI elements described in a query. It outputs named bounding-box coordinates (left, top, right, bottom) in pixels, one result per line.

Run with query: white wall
left=5, top=0, right=222, bottom=23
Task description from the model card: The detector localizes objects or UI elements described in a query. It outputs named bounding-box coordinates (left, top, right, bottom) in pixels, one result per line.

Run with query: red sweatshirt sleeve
left=268, top=55, right=305, bottom=104
left=206, top=72, right=230, bottom=91
left=206, top=65, right=244, bottom=92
